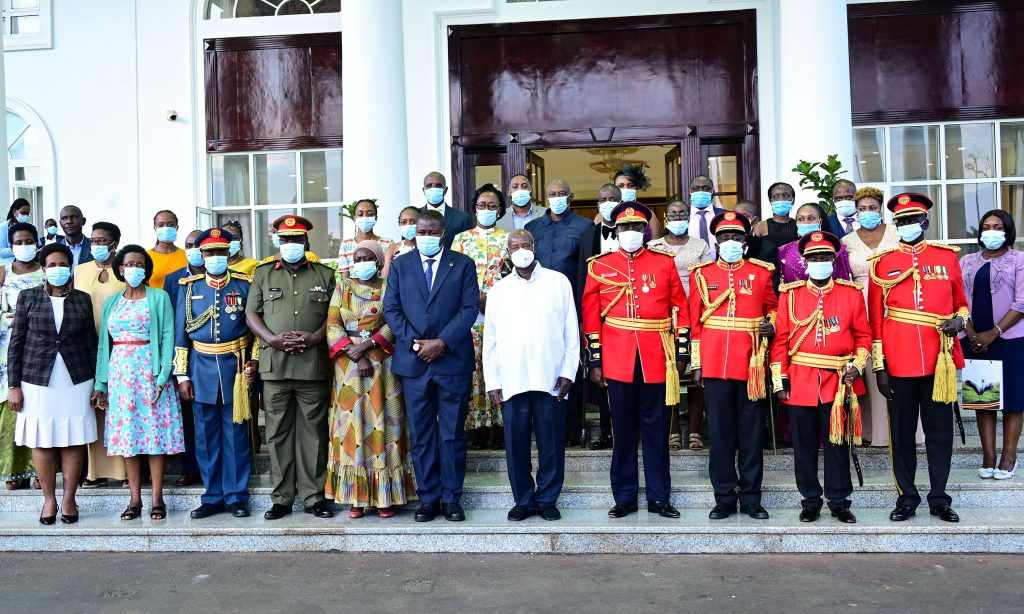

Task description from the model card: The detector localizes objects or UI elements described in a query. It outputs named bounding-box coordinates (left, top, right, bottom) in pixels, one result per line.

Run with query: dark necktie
left=843, top=217, right=855, bottom=234
left=698, top=210, right=710, bottom=243
left=424, top=258, right=435, bottom=294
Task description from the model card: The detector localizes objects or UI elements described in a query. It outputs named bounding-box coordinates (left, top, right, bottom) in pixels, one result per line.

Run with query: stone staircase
left=1, top=410, right=1020, bottom=554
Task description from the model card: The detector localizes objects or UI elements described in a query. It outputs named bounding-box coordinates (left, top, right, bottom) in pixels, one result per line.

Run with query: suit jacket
left=827, top=213, right=849, bottom=239
left=575, top=222, right=610, bottom=317
left=746, top=235, right=781, bottom=293
left=383, top=247, right=479, bottom=378
left=420, top=204, right=472, bottom=250
left=8, top=287, right=98, bottom=387
left=59, top=236, right=94, bottom=266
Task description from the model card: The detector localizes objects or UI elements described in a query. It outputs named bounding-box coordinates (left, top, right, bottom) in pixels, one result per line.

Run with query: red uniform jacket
left=689, top=258, right=778, bottom=380
left=770, top=279, right=871, bottom=407
left=582, top=247, right=690, bottom=384
left=868, top=242, right=969, bottom=378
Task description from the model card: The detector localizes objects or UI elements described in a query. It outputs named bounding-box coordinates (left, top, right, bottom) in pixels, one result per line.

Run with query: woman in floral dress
left=94, top=246, right=182, bottom=521
left=451, top=184, right=509, bottom=449
left=325, top=241, right=415, bottom=518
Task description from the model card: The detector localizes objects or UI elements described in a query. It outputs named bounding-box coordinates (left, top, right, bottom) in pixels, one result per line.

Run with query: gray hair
left=507, top=229, right=534, bottom=246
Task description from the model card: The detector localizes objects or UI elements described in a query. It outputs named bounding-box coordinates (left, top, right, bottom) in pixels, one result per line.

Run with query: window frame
left=2, top=0, right=51, bottom=51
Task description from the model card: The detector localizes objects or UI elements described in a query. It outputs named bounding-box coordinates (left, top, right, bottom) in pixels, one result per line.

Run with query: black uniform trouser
left=606, top=356, right=670, bottom=504
left=569, top=367, right=611, bottom=441
left=889, top=375, right=954, bottom=510
left=704, top=378, right=765, bottom=509
left=790, top=403, right=852, bottom=511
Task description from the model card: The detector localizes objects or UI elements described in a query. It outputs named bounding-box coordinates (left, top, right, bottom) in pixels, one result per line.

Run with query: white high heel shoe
left=993, top=461, right=1018, bottom=480
left=978, top=467, right=996, bottom=479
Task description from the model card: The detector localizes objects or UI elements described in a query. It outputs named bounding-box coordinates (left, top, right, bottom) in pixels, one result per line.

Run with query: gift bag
left=961, top=359, right=1002, bottom=411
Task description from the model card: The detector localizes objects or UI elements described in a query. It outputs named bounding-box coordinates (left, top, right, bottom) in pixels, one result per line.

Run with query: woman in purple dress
left=777, top=203, right=853, bottom=284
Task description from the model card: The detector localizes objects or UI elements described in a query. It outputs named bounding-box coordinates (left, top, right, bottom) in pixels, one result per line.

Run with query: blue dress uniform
left=174, top=228, right=254, bottom=512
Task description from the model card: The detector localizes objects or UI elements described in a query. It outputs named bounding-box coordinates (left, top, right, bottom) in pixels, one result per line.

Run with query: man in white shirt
left=484, top=229, right=579, bottom=521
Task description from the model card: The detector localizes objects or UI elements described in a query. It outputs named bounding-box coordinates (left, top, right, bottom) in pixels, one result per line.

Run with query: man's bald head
left=423, top=172, right=447, bottom=188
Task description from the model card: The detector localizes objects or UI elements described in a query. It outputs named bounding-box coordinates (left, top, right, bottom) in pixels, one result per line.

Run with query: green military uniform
left=246, top=215, right=336, bottom=509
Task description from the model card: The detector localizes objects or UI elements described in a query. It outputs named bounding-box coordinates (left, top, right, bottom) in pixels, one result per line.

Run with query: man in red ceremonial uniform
left=868, top=193, right=969, bottom=523
left=771, top=231, right=869, bottom=524
left=582, top=202, right=690, bottom=519
left=690, top=212, right=778, bottom=520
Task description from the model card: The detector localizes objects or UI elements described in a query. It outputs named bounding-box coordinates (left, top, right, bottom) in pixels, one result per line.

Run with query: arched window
left=205, top=0, right=340, bottom=19
left=6, top=105, right=54, bottom=229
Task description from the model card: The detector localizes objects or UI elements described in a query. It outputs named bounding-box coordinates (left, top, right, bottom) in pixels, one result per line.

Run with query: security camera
left=167, top=110, right=178, bottom=121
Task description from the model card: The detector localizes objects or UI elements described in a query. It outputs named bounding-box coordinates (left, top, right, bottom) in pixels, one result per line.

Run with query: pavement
left=2, top=553, right=1022, bottom=613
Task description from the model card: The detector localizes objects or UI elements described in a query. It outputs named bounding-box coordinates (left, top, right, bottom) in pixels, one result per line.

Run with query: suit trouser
left=193, top=400, right=252, bottom=506
left=789, top=403, right=852, bottom=511
left=889, top=375, right=953, bottom=510
left=703, top=378, right=765, bottom=508
left=502, top=391, right=566, bottom=509
left=606, top=357, right=670, bottom=504
left=402, top=370, right=471, bottom=505
left=180, top=401, right=201, bottom=477
left=263, top=379, right=331, bottom=507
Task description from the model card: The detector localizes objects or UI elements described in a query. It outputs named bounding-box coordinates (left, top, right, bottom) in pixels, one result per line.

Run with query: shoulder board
left=178, top=273, right=203, bottom=285
left=687, top=260, right=714, bottom=272
left=229, top=272, right=253, bottom=282
left=647, top=247, right=675, bottom=258
left=834, top=279, right=864, bottom=291
left=587, top=251, right=613, bottom=263
left=747, top=258, right=776, bottom=271
left=929, top=242, right=960, bottom=253
left=865, top=247, right=896, bottom=262
left=256, top=259, right=277, bottom=268
left=778, top=280, right=804, bottom=293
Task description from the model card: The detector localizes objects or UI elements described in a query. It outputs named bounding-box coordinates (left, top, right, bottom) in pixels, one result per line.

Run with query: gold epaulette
left=179, top=273, right=204, bottom=285
left=647, top=247, right=675, bottom=257
left=834, top=279, right=864, bottom=290
left=865, top=247, right=895, bottom=262
left=256, top=259, right=277, bottom=268
left=778, top=280, right=804, bottom=293
left=687, top=260, right=714, bottom=272
left=230, top=272, right=253, bottom=282
left=587, top=251, right=613, bottom=263
left=929, top=242, right=961, bottom=253
left=747, top=258, right=775, bottom=271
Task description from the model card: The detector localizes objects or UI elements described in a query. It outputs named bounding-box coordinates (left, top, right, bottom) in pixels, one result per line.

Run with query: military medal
left=642, top=274, right=650, bottom=293
left=648, top=274, right=656, bottom=290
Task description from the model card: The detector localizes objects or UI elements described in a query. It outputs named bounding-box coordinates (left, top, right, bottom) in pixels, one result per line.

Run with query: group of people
left=2, top=163, right=1021, bottom=527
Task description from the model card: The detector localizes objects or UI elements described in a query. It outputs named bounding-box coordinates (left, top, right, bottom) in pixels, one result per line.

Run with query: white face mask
left=510, top=248, right=535, bottom=269
left=834, top=199, right=857, bottom=218
left=617, top=230, right=644, bottom=253
left=12, top=244, right=36, bottom=263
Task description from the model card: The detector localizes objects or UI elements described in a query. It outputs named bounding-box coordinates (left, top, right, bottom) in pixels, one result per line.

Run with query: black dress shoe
left=930, top=505, right=960, bottom=523
left=540, top=506, right=561, bottom=521
left=888, top=506, right=916, bottom=521
left=304, top=500, right=334, bottom=518
left=228, top=502, right=250, bottom=518
left=647, top=501, right=680, bottom=519
left=607, top=502, right=639, bottom=518
left=414, top=503, right=440, bottom=522
left=39, top=515, right=56, bottom=525
left=264, top=504, right=293, bottom=520
left=741, top=504, right=769, bottom=520
left=507, top=505, right=536, bottom=521
left=566, top=435, right=581, bottom=448
left=708, top=504, right=736, bottom=520
left=175, top=474, right=202, bottom=487
left=190, top=503, right=226, bottom=519
left=799, top=508, right=820, bottom=523
left=831, top=509, right=857, bottom=524
left=589, top=434, right=613, bottom=450
left=443, top=503, right=465, bottom=522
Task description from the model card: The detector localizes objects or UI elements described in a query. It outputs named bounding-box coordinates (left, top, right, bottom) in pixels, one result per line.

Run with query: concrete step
left=6, top=468, right=1019, bottom=513
left=1, top=507, right=1020, bottom=553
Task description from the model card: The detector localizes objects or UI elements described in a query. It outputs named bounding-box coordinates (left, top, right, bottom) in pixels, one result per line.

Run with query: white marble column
left=775, top=0, right=854, bottom=205
left=0, top=34, right=9, bottom=208
left=342, top=0, right=409, bottom=242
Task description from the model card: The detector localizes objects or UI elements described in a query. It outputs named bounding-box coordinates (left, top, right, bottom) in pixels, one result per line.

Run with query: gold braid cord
left=694, top=270, right=735, bottom=323
left=587, top=258, right=630, bottom=318
left=183, top=281, right=216, bottom=334
left=695, top=269, right=764, bottom=400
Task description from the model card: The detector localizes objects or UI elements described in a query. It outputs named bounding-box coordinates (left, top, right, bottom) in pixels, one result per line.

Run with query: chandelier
left=586, top=147, right=645, bottom=176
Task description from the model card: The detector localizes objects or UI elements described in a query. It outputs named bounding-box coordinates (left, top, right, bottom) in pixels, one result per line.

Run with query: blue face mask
left=355, top=217, right=377, bottom=233
left=204, top=255, right=229, bottom=276
left=980, top=230, right=1006, bottom=251
left=797, top=223, right=819, bottom=238
left=279, top=242, right=305, bottom=264
left=510, top=190, right=532, bottom=207
left=351, top=261, right=378, bottom=281
left=416, top=235, right=442, bottom=257
left=718, top=240, right=744, bottom=264
left=156, top=226, right=178, bottom=243
left=228, top=240, right=241, bottom=257
left=666, top=220, right=689, bottom=236
left=400, top=224, right=417, bottom=241
left=123, top=267, right=146, bottom=288
left=691, top=191, right=713, bottom=209
left=771, top=200, right=793, bottom=217
left=834, top=200, right=858, bottom=218
left=46, top=226, right=58, bottom=236
left=806, top=261, right=834, bottom=281
left=90, top=245, right=111, bottom=262
left=15, top=213, right=29, bottom=224
left=897, top=222, right=923, bottom=243
left=185, top=247, right=204, bottom=267
left=45, top=266, right=71, bottom=287
left=424, top=187, right=445, bottom=206
left=858, top=211, right=882, bottom=230
left=271, top=234, right=282, bottom=249
left=548, top=196, right=570, bottom=215
left=620, top=188, right=637, bottom=202
left=599, top=200, right=619, bottom=221
left=476, top=209, right=497, bottom=227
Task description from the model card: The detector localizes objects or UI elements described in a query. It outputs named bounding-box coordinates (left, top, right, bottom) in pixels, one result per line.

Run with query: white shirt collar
left=511, top=262, right=543, bottom=283
left=419, top=247, right=444, bottom=264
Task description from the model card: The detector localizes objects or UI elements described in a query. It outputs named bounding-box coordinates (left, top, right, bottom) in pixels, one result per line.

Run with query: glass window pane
left=11, top=0, right=40, bottom=9
left=892, top=184, right=943, bottom=241
left=1001, top=122, right=1024, bottom=177
left=890, top=125, right=940, bottom=182
left=214, top=211, right=253, bottom=259
left=254, top=153, right=297, bottom=206
left=227, top=0, right=277, bottom=18
left=211, top=155, right=251, bottom=207
left=256, top=208, right=297, bottom=261
left=11, top=16, right=40, bottom=35
left=1000, top=182, right=1024, bottom=241
left=301, top=150, right=342, bottom=204
left=946, top=183, right=997, bottom=240
left=5, top=112, right=28, bottom=150
left=708, top=155, right=737, bottom=210
left=278, top=0, right=314, bottom=16
left=852, top=128, right=885, bottom=183
left=945, top=123, right=995, bottom=180
left=303, top=206, right=344, bottom=263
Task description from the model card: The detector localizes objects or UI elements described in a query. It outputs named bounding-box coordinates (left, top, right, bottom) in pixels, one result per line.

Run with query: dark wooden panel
left=205, top=33, right=342, bottom=153
left=849, top=1, right=1024, bottom=124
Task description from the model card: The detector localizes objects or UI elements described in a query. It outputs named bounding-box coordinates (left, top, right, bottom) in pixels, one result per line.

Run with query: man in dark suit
left=419, top=171, right=472, bottom=250
left=734, top=199, right=781, bottom=291
left=687, top=175, right=727, bottom=258
left=830, top=179, right=859, bottom=238
left=58, top=205, right=93, bottom=267
left=384, top=209, right=479, bottom=522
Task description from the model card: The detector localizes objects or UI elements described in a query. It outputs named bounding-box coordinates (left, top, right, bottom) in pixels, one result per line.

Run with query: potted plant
left=792, top=154, right=848, bottom=215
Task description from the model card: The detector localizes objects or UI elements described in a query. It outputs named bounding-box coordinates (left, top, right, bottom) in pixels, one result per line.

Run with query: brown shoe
left=174, top=474, right=202, bottom=487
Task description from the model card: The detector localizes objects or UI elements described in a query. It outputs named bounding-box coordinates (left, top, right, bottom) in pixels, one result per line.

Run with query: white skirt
left=15, top=363, right=97, bottom=448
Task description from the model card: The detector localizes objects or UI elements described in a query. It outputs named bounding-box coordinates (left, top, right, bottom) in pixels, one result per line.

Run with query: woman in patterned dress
left=0, top=223, right=43, bottom=489
left=325, top=240, right=415, bottom=518
left=94, top=245, right=182, bottom=521
left=452, top=184, right=510, bottom=449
